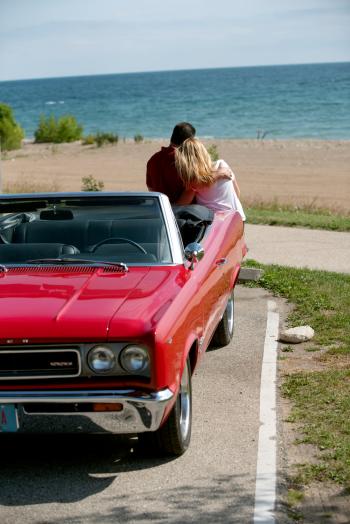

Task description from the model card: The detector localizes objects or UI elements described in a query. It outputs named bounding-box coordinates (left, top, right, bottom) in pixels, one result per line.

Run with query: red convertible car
left=0, top=192, right=245, bottom=455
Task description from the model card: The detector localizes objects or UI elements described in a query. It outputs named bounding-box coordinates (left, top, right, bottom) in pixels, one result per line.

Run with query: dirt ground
left=2, top=139, right=350, bottom=212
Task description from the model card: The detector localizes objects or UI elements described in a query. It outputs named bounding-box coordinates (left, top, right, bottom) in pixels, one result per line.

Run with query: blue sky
left=1, top=0, right=349, bottom=80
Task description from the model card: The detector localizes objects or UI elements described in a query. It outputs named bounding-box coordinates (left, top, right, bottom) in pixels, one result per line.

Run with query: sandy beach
left=2, top=139, right=350, bottom=212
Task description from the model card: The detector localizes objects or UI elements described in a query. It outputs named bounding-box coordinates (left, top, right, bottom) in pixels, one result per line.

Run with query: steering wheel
left=91, top=237, right=147, bottom=254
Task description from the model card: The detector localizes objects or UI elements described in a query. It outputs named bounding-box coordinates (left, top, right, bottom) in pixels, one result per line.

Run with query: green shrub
left=207, top=144, right=219, bottom=161
left=82, top=134, right=95, bottom=145
left=34, top=115, right=56, bottom=143
left=0, top=103, right=24, bottom=151
left=95, top=132, right=119, bottom=147
left=82, top=133, right=119, bottom=147
left=34, top=114, right=83, bottom=143
left=81, top=175, right=104, bottom=192
left=134, top=134, right=144, bottom=143
left=55, top=115, right=83, bottom=143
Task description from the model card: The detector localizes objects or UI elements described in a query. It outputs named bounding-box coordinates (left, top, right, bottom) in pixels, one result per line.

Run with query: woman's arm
left=216, top=160, right=241, bottom=198
left=233, top=178, right=241, bottom=198
left=214, top=167, right=241, bottom=197
left=175, top=188, right=196, bottom=205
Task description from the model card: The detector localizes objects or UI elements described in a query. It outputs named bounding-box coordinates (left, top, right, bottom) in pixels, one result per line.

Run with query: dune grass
left=3, top=179, right=61, bottom=194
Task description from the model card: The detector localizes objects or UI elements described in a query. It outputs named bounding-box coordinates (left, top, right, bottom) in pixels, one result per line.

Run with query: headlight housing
left=120, top=345, right=149, bottom=373
left=88, top=345, right=116, bottom=373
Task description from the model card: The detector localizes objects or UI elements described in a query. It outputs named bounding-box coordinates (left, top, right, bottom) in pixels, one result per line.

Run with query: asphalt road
left=245, top=224, right=350, bottom=274
left=0, top=287, right=276, bottom=524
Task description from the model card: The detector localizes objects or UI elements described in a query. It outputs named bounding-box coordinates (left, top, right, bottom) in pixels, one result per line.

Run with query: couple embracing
left=146, top=122, right=245, bottom=220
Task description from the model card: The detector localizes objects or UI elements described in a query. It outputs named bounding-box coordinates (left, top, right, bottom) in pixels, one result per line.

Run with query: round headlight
left=88, top=345, right=116, bottom=373
left=120, top=345, right=149, bottom=373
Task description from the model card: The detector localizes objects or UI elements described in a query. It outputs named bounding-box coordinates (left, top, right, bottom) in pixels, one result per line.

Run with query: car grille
left=0, top=348, right=81, bottom=380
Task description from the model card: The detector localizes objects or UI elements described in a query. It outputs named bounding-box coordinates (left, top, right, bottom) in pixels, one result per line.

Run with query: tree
left=0, top=103, right=24, bottom=151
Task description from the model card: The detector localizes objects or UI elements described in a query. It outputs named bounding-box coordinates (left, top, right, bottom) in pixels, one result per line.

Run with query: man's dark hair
left=170, top=122, right=196, bottom=146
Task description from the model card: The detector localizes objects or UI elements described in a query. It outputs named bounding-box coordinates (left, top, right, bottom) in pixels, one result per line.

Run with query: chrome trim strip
left=0, top=388, right=174, bottom=432
left=158, top=194, right=184, bottom=264
left=0, top=349, right=81, bottom=380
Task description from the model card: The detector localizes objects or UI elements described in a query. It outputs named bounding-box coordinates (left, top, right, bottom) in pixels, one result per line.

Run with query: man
left=146, top=122, right=196, bottom=203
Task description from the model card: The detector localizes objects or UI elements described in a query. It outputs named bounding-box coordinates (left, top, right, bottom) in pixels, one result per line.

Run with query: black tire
left=141, top=358, right=192, bottom=456
left=212, top=290, right=234, bottom=347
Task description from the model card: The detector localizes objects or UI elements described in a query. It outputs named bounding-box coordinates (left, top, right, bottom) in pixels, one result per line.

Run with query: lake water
left=0, top=62, right=349, bottom=140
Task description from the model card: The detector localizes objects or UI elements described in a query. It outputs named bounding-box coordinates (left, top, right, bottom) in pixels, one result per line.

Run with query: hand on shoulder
left=214, top=165, right=234, bottom=181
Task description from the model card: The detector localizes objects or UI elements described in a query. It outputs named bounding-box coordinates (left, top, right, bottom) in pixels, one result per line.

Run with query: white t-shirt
left=193, top=160, right=246, bottom=220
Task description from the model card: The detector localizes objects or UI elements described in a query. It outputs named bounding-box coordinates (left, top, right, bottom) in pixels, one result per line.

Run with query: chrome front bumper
left=0, top=388, right=174, bottom=433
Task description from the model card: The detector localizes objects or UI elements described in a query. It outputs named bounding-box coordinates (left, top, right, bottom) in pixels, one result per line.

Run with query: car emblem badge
left=49, top=362, right=73, bottom=367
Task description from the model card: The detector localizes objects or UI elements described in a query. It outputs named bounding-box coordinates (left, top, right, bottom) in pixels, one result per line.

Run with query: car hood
left=0, top=265, right=187, bottom=343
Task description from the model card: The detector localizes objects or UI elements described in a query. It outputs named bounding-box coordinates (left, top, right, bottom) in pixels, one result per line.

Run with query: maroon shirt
left=146, top=145, right=185, bottom=203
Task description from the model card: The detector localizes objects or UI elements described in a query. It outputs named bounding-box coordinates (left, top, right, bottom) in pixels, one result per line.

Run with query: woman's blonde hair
left=175, top=138, right=215, bottom=188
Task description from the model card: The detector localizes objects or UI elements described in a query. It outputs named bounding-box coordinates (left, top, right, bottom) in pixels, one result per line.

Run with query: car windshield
left=0, top=194, right=172, bottom=265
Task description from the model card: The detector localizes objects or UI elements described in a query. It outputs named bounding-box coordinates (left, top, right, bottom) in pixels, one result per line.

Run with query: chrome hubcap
left=179, top=363, right=191, bottom=441
left=227, top=295, right=234, bottom=335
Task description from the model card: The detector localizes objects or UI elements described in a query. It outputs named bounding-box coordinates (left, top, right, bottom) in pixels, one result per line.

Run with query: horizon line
left=1, top=59, right=349, bottom=83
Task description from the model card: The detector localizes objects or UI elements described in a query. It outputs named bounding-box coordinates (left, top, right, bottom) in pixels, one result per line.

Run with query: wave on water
left=1, top=62, right=349, bottom=139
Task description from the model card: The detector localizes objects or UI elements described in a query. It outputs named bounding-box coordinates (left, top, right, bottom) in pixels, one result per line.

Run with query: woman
left=175, top=138, right=246, bottom=220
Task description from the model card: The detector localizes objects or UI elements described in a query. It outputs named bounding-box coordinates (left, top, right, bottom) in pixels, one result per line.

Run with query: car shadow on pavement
left=0, top=417, right=174, bottom=506
left=1, top=446, right=256, bottom=524
left=0, top=423, right=258, bottom=523
left=48, top=474, right=255, bottom=524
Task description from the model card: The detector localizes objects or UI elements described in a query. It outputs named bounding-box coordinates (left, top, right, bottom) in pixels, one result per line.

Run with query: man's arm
left=146, top=158, right=155, bottom=192
left=175, top=188, right=195, bottom=205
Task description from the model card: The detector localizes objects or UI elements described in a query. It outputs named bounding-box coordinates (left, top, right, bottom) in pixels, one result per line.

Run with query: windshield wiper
left=24, top=258, right=128, bottom=271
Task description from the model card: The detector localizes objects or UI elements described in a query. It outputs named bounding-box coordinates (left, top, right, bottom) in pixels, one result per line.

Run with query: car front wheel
left=141, top=357, right=192, bottom=456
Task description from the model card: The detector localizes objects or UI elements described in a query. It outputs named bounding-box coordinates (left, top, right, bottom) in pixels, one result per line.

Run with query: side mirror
left=184, top=242, right=204, bottom=270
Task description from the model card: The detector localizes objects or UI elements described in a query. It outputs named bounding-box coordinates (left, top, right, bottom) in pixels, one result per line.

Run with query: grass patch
left=245, top=201, right=350, bottom=231
left=285, top=489, right=304, bottom=524
left=245, top=260, right=350, bottom=356
left=243, top=260, right=350, bottom=487
left=82, top=132, right=119, bottom=147
left=287, top=488, right=304, bottom=507
left=281, top=345, right=294, bottom=352
left=283, top=370, right=350, bottom=486
left=82, top=134, right=95, bottom=145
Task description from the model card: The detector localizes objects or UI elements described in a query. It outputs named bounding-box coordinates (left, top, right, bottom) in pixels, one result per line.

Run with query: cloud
left=1, top=0, right=349, bottom=80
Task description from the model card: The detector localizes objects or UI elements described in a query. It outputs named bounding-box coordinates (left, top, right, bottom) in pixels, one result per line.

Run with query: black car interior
left=0, top=197, right=214, bottom=265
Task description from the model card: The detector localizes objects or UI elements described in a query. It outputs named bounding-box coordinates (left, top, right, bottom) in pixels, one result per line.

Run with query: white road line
left=253, top=300, right=279, bottom=524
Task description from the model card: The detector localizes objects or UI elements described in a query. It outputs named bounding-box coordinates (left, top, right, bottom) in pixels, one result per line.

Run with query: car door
left=194, top=212, right=242, bottom=349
